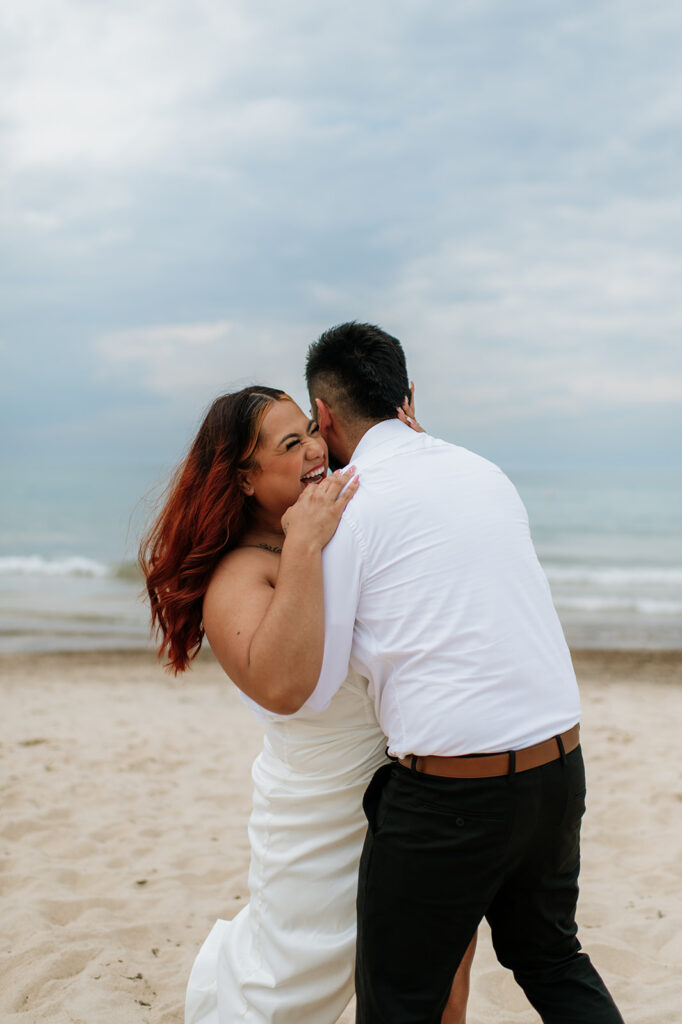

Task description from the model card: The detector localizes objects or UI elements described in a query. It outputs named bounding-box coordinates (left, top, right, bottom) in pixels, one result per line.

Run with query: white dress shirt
left=306, top=419, right=580, bottom=758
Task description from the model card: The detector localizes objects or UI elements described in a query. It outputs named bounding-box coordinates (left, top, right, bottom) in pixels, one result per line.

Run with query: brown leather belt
left=398, top=724, right=580, bottom=779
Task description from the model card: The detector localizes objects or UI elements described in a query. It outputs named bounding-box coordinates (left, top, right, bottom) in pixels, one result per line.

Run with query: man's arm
left=303, top=513, right=364, bottom=712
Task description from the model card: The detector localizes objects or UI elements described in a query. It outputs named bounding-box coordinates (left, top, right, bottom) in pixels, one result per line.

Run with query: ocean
left=1, top=459, right=680, bottom=655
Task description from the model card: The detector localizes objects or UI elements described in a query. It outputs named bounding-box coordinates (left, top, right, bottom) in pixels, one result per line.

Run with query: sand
left=1, top=648, right=680, bottom=1024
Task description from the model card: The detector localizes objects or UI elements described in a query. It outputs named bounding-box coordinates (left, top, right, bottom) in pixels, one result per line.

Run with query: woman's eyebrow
left=278, top=432, right=300, bottom=447
left=277, top=420, right=316, bottom=446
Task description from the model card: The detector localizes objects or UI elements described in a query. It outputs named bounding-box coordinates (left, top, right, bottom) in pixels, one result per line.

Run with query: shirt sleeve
left=303, top=512, right=363, bottom=712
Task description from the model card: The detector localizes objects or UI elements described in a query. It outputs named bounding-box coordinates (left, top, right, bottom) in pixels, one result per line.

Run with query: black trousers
left=355, top=746, right=624, bottom=1024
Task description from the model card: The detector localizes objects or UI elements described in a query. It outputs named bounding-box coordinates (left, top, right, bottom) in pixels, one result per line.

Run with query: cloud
left=370, top=216, right=682, bottom=420
left=1, top=0, right=254, bottom=172
left=96, top=318, right=316, bottom=408
left=2, top=0, right=682, bottom=465
left=99, top=320, right=232, bottom=362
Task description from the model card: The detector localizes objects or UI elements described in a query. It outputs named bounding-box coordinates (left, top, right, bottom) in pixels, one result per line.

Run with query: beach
left=1, top=648, right=681, bottom=1024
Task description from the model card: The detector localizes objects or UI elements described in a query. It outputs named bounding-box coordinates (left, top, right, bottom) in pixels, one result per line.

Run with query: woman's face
left=244, top=399, right=328, bottom=516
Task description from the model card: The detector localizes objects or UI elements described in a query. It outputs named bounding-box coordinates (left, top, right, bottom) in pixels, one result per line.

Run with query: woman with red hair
left=140, top=385, right=473, bottom=1024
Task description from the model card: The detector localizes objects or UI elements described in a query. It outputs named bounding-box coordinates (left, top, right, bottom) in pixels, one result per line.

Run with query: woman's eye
left=285, top=439, right=301, bottom=450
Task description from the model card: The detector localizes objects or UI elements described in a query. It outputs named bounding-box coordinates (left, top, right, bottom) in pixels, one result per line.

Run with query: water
left=512, top=465, right=682, bottom=650
left=0, top=460, right=680, bottom=654
left=0, top=460, right=168, bottom=654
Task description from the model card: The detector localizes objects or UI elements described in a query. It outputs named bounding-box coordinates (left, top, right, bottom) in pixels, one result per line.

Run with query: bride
left=139, top=385, right=475, bottom=1024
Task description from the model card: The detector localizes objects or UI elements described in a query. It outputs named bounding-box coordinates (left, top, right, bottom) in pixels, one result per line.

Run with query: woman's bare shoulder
left=205, top=546, right=277, bottom=606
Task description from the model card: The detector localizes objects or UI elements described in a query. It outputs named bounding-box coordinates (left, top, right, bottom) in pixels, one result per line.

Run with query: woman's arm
left=203, top=472, right=358, bottom=715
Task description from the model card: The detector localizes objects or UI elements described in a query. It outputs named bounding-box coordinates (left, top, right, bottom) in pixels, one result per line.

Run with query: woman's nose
left=305, top=436, right=325, bottom=459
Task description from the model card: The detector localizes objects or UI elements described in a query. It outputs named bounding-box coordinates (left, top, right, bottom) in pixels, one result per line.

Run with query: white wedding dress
left=185, top=670, right=388, bottom=1024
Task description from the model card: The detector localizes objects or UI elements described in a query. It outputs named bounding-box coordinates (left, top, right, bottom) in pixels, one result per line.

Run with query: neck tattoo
left=244, top=542, right=282, bottom=554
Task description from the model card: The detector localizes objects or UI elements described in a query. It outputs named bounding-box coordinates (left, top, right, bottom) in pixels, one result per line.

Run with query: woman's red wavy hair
left=139, top=386, right=289, bottom=673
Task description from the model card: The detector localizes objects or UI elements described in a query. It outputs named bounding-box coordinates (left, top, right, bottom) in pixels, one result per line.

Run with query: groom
left=302, top=323, right=624, bottom=1024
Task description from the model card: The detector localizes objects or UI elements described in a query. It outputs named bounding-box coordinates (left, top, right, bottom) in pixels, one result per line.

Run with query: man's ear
left=314, top=397, right=333, bottom=434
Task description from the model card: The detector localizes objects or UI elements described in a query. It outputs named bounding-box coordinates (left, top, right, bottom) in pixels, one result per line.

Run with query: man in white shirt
left=304, top=323, right=624, bottom=1024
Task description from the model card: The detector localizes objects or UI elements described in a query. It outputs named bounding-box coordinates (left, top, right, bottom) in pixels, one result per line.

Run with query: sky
left=2, top=0, right=682, bottom=469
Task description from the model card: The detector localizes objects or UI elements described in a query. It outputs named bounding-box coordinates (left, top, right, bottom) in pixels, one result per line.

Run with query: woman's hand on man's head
left=396, top=381, right=425, bottom=433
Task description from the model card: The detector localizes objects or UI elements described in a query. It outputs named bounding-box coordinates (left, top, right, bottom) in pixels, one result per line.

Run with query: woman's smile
left=300, top=462, right=326, bottom=486
left=242, top=399, right=330, bottom=519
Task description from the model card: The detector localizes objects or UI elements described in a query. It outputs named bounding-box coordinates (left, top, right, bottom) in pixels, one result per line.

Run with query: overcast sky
left=2, top=0, right=681, bottom=468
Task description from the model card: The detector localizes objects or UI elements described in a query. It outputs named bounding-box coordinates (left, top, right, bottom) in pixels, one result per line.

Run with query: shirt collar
left=349, top=418, right=418, bottom=464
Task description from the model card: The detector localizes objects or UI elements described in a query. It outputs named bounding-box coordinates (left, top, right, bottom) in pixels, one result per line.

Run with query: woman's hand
left=396, top=381, right=425, bottom=433
left=281, top=468, right=359, bottom=550
left=205, top=470, right=358, bottom=715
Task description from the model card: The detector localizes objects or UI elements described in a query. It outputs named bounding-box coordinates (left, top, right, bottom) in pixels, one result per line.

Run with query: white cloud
left=3, top=0, right=682, bottom=463
left=100, top=320, right=232, bottom=358
left=96, top=318, right=315, bottom=407
left=1, top=0, right=254, bottom=171
left=373, top=221, right=682, bottom=415
left=98, top=320, right=236, bottom=396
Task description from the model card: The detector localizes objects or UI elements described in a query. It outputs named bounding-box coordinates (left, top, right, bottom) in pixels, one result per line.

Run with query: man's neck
left=338, top=417, right=392, bottom=463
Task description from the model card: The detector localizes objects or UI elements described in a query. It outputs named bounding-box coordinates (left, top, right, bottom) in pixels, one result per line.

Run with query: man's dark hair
left=305, top=321, right=410, bottom=421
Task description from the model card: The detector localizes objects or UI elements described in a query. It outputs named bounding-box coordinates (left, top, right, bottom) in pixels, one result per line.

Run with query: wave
left=0, top=555, right=111, bottom=578
left=554, top=595, right=682, bottom=615
left=0, top=556, right=142, bottom=580
left=113, top=560, right=142, bottom=581
left=544, top=564, right=682, bottom=587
